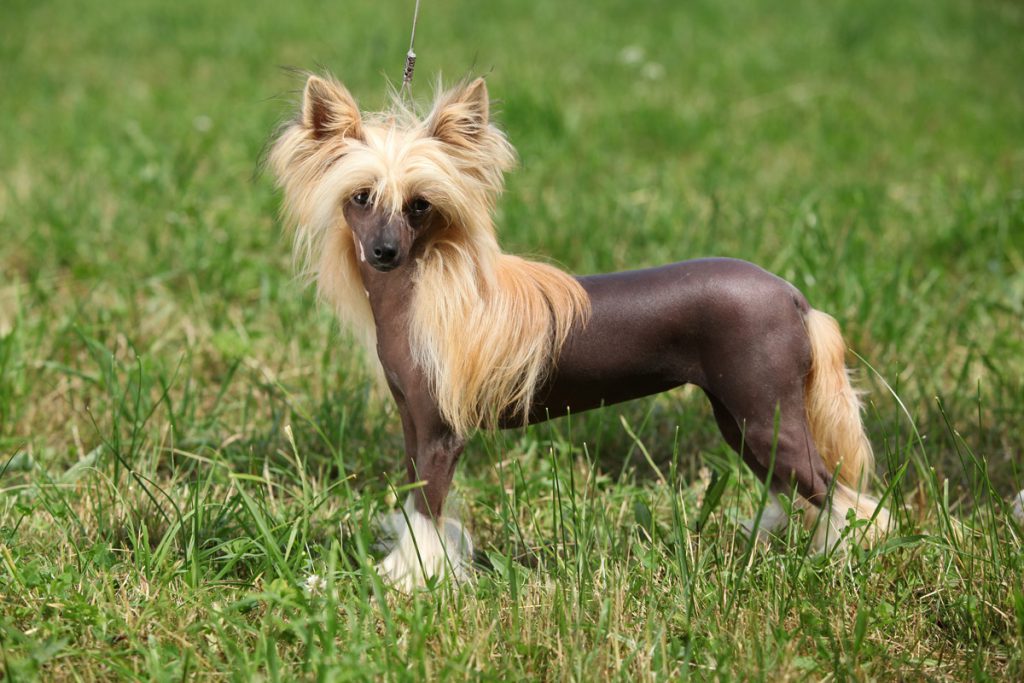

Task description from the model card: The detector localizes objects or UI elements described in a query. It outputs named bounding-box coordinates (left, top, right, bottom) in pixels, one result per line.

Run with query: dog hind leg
left=741, top=405, right=890, bottom=554
left=707, top=393, right=794, bottom=540
left=711, top=386, right=871, bottom=554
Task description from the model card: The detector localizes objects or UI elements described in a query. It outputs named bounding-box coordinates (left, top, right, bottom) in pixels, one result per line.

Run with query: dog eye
left=407, top=197, right=431, bottom=216
left=351, top=190, right=371, bottom=207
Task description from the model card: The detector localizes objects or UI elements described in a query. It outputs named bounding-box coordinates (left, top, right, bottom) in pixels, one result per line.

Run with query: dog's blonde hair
left=270, top=75, right=590, bottom=435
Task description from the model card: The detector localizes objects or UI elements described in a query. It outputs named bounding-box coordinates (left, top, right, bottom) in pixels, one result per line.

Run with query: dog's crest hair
left=270, top=74, right=591, bottom=435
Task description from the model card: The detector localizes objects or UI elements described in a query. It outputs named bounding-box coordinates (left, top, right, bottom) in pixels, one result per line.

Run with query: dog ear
left=428, top=78, right=490, bottom=149
left=302, top=75, right=363, bottom=141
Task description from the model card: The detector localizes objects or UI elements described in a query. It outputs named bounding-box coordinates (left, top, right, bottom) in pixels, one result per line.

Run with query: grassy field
left=2, top=0, right=1023, bottom=679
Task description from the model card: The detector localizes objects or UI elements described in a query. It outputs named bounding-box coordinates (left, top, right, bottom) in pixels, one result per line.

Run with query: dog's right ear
left=302, top=75, right=363, bottom=141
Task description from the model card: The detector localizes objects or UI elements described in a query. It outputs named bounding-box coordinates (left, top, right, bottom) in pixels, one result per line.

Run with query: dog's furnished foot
left=1012, top=489, right=1024, bottom=524
left=806, top=483, right=892, bottom=555
left=739, top=494, right=791, bottom=542
left=376, top=497, right=474, bottom=592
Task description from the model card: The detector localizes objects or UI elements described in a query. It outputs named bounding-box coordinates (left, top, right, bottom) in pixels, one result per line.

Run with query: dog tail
left=803, top=309, right=891, bottom=546
left=803, top=309, right=873, bottom=491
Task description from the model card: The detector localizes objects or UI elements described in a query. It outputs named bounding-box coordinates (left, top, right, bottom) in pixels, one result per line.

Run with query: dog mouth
left=370, top=260, right=400, bottom=273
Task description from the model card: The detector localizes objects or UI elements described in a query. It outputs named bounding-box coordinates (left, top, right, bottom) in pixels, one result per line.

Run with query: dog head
left=270, top=75, right=516, bottom=275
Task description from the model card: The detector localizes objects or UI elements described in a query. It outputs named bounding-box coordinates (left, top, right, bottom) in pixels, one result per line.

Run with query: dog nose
left=372, top=243, right=398, bottom=266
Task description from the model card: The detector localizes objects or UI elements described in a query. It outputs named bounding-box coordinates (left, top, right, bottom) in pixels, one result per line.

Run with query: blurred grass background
left=1, top=0, right=1022, bottom=679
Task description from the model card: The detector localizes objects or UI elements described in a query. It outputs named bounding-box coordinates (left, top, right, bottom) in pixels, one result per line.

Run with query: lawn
left=1, top=0, right=1023, bottom=679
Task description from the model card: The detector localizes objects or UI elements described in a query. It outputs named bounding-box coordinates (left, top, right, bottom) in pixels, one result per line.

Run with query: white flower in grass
left=303, top=573, right=326, bottom=596
left=619, top=45, right=645, bottom=65
left=642, top=62, right=665, bottom=80
left=193, top=115, right=212, bottom=133
left=1012, top=489, right=1024, bottom=523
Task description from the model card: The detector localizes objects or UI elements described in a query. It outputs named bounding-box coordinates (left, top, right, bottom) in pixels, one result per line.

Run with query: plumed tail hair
left=803, top=309, right=874, bottom=491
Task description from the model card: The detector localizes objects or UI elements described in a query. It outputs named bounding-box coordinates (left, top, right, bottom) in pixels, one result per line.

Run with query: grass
left=1, top=0, right=1023, bottom=678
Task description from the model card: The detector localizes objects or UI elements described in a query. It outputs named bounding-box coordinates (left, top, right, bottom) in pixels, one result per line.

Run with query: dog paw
left=375, top=498, right=474, bottom=591
left=1012, top=489, right=1024, bottom=524
left=739, top=495, right=791, bottom=543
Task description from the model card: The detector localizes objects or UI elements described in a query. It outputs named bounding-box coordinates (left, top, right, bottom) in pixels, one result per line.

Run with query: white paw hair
left=740, top=493, right=792, bottom=542
left=1012, top=488, right=1024, bottom=524
left=805, top=483, right=892, bottom=554
left=376, top=495, right=474, bottom=592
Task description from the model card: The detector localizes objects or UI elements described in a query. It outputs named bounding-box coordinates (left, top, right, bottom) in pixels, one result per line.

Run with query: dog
left=270, top=75, right=891, bottom=590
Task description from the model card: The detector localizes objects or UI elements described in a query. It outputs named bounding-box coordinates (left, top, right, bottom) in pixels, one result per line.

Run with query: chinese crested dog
left=270, top=75, right=890, bottom=590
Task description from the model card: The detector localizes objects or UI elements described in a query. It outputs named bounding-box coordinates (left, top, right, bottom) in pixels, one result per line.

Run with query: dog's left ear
left=427, top=78, right=490, bottom=150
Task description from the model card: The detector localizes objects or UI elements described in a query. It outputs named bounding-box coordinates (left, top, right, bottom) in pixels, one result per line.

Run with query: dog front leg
left=377, top=413, right=473, bottom=590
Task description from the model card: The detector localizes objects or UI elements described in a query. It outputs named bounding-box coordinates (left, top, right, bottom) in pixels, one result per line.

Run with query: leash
left=401, top=0, right=422, bottom=96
